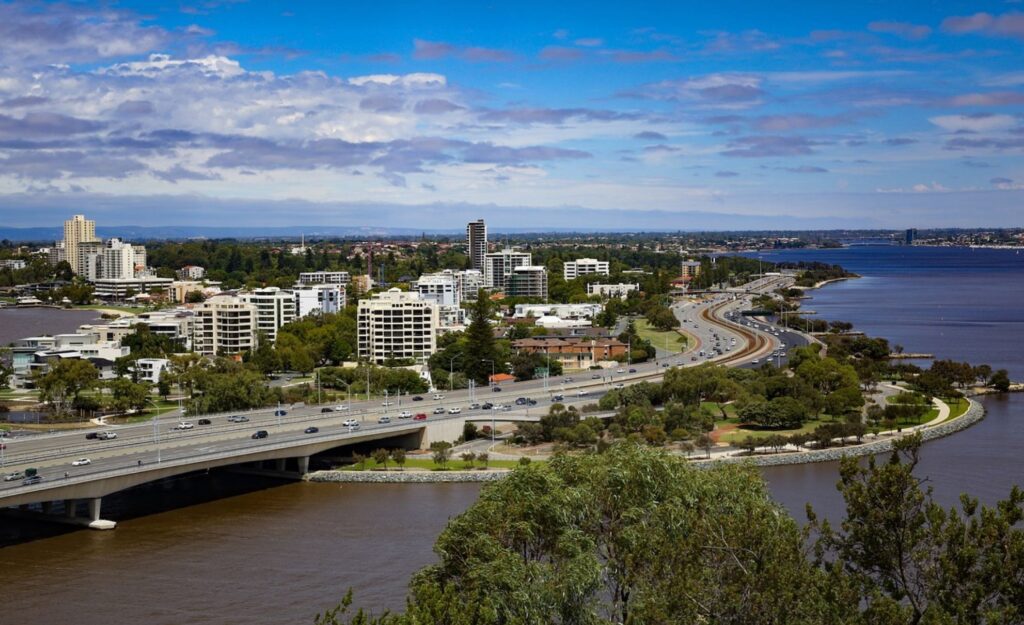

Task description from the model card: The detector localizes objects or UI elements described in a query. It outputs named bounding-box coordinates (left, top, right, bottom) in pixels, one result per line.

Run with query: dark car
left=591, top=374, right=601, bottom=379
left=552, top=394, right=564, bottom=401
left=515, top=397, right=527, bottom=405
left=304, top=426, right=319, bottom=434
left=412, top=395, right=424, bottom=401
left=491, top=386, right=502, bottom=392
left=198, top=418, right=212, bottom=425
left=527, top=398, right=537, bottom=406
left=628, top=368, right=637, bottom=373
left=251, top=430, right=269, bottom=439
left=85, top=432, right=99, bottom=440
left=481, top=402, right=493, bottom=410
left=320, top=407, right=334, bottom=413
left=22, top=475, right=43, bottom=486
left=274, top=410, right=287, bottom=417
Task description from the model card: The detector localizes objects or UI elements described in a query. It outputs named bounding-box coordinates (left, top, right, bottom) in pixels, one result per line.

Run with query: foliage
left=430, top=441, right=453, bottom=469
left=34, top=358, right=100, bottom=415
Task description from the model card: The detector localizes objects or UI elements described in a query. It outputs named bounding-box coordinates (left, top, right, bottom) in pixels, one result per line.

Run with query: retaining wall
left=306, top=469, right=509, bottom=483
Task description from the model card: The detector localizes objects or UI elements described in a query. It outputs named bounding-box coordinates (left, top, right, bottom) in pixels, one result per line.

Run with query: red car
left=413, top=413, right=427, bottom=421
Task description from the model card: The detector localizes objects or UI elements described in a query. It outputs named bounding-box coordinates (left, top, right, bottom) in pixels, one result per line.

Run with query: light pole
left=148, top=397, right=162, bottom=465
left=316, top=369, right=321, bottom=405
left=449, top=357, right=457, bottom=392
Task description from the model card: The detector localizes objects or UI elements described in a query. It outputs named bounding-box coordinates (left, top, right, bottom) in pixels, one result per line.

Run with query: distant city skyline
left=0, top=1, right=1022, bottom=229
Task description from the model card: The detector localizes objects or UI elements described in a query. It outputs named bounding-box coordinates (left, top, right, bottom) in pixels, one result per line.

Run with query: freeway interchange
left=1, top=275, right=808, bottom=496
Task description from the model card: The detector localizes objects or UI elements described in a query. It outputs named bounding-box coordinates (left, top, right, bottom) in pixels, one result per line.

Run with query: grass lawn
left=716, top=418, right=834, bottom=444
left=340, top=457, right=525, bottom=471
left=701, top=401, right=737, bottom=420
left=76, top=304, right=148, bottom=314
left=635, top=319, right=687, bottom=352
left=945, top=397, right=970, bottom=420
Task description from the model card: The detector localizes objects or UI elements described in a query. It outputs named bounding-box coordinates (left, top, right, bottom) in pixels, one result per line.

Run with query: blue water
left=745, top=246, right=1024, bottom=516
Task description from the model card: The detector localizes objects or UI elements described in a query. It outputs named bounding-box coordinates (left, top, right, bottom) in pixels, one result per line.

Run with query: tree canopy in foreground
left=316, top=437, right=1023, bottom=625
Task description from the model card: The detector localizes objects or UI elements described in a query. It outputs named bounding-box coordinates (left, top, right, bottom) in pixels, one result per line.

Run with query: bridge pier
left=86, top=498, right=116, bottom=530
left=297, top=456, right=309, bottom=475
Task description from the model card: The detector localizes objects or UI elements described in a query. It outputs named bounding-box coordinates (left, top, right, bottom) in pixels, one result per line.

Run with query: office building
left=505, top=265, right=548, bottom=300
left=905, top=228, right=918, bottom=245
left=483, top=248, right=532, bottom=290
left=62, top=214, right=99, bottom=275
left=91, top=276, right=173, bottom=299
left=563, top=258, right=609, bottom=281
left=192, top=295, right=258, bottom=356
left=239, top=287, right=296, bottom=343
left=587, top=283, right=639, bottom=299
left=298, top=271, right=350, bottom=285
left=466, top=219, right=487, bottom=271
left=357, top=288, right=438, bottom=364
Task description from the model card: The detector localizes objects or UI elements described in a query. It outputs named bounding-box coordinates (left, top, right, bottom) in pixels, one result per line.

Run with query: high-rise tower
left=466, top=219, right=487, bottom=271
left=62, top=214, right=98, bottom=275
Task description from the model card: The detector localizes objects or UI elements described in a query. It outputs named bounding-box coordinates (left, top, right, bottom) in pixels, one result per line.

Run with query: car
left=628, top=368, right=637, bottom=373
left=3, top=471, right=24, bottom=482
left=551, top=394, right=564, bottom=401
left=526, top=398, right=538, bottom=406
left=691, top=356, right=698, bottom=361
left=85, top=432, right=99, bottom=440
left=433, top=407, right=446, bottom=414
left=236, top=416, right=250, bottom=423
left=515, top=397, right=527, bottom=405
left=342, top=419, right=359, bottom=428
left=71, top=458, right=91, bottom=466
left=448, top=407, right=461, bottom=415
left=662, top=363, right=670, bottom=368
left=563, top=377, right=574, bottom=383
left=399, top=410, right=412, bottom=418
left=481, top=402, right=494, bottom=410
left=616, top=368, right=625, bottom=374
left=491, top=386, right=502, bottom=392
left=412, top=396, right=424, bottom=401
left=432, top=393, right=445, bottom=400
left=591, top=374, right=601, bottom=379
left=96, top=431, right=117, bottom=440
left=381, top=401, right=393, bottom=407
left=320, top=407, right=334, bottom=413
left=614, top=383, right=625, bottom=389
left=198, top=418, right=212, bottom=425
left=377, top=415, right=392, bottom=424
left=175, top=421, right=194, bottom=430
left=251, top=430, right=269, bottom=439
left=22, top=475, right=43, bottom=486
left=469, top=403, right=481, bottom=410
left=577, top=390, right=590, bottom=396
left=274, top=410, right=287, bottom=417
left=499, top=405, right=512, bottom=412
left=334, top=405, right=349, bottom=412
left=751, top=359, right=760, bottom=364
left=397, top=411, right=412, bottom=419
left=304, top=426, right=319, bottom=434
left=413, top=413, right=427, bottom=421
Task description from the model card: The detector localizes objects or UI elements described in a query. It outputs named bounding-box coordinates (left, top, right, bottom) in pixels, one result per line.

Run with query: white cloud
left=928, top=114, right=1017, bottom=133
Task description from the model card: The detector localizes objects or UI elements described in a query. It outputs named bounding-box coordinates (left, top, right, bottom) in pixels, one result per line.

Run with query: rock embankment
left=306, top=469, right=510, bottom=483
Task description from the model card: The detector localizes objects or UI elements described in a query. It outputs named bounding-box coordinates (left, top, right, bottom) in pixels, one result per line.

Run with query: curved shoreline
left=304, top=398, right=986, bottom=482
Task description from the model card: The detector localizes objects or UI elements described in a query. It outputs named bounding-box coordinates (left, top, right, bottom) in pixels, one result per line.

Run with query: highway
left=0, top=275, right=803, bottom=495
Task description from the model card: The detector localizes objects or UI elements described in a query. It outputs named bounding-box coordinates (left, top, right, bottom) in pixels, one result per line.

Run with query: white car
left=334, top=405, right=349, bottom=411
left=175, top=422, right=194, bottom=430
left=377, top=415, right=391, bottom=424
left=342, top=418, right=360, bottom=429
left=616, top=368, right=625, bottom=373
left=448, top=407, right=461, bottom=415
left=432, top=393, right=445, bottom=400
left=399, top=410, right=412, bottom=419
left=71, top=458, right=91, bottom=466
left=577, top=390, right=590, bottom=396
left=614, top=383, right=625, bottom=389
left=381, top=400, right=393, bottom=407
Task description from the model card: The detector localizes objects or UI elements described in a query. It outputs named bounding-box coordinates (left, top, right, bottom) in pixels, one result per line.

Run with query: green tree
left=390, top=448, right=406, bottom=471
left=430, top=441, right=452, bottom=469
left=990, top=369, right=1011, bottom=392
left=463, top=292, right=502, bottom=385
left=34, top=358, right=100, bottom=415
left=107, top=377, right=151, bottom=413
left=372, top=448, right=389, bottom=471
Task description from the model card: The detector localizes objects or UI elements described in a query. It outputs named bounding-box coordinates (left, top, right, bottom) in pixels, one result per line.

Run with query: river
left=1, top=246, right=1022, bottom=624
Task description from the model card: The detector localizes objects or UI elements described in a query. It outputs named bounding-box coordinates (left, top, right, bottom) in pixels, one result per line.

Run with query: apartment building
left=466, top=219, right=487, bottom=270
left=91, top=277, right=173, bottom=299
left=505, top=265, right=548, bottom=300
left=192, top=295, right=258, bottom=356
left=563, top=258, right=610, bottom=281
left=414, top=270, right=460, bottom=307
left=680, top=261, right=702, bottom=279
left=483, top=248, right=531, bottom=290
left=293, top=284, right=346, bottom=318
left=587, top=283, right=639, bottom=299
left=62, top=214, right=98, bottom=275
left=239, top=287, right=296, bottom=343
left=0, top=259, right=26, bottom=270
left=177, top=265, right=206, bottom=280
left=298, top=271, right=350, bottom=285
left=357, top=288, right=438, bottom=364
left=456, top=269, right=484, bottom=301
left=511, top=336, right=628, bottom=370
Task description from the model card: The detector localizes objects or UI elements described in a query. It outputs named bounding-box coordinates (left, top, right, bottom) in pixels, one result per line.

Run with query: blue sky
left=0, top=0, right=1022, bottom=230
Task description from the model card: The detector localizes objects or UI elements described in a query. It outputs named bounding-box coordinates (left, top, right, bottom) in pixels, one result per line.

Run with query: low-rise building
left=0, top=259, right=26, bottom=270
left=513, top=303, right=603, bottom=320
left=587, top=283, right=640, bottom=299
left=91, top=277, right=173, bottom=300
left=298, top=271, right=350, bottom=285
left=293, top=284, right=346, bottom=318
left=680, top=261, right=702, bottom=279
left=133, top=358, right=171, bottom=383
left=168, top=280, right=222, bottom=304
left=511, top=336, right=628, bottom=370
left=176, top=265, right=206, bottom=280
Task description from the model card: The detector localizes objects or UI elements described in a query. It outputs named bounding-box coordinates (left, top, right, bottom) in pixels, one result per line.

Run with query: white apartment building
left=91, top=277, right=173, bottom=299
left=587, top=282, right=639, bottom=299
left=132, top=358, right=171, bottom=384
left=192, top=295, right=258, bottom=356
left=514, top=303, right=603, bottom=320
left=12, top=334, right=129, bottom=383
left=62, top=214, right=98, bottom=275
left=239, top=287, right=296, bottom=343
left=177, top=265, right=206, bottom=280
left=0, top=259, right=26, bottom=270
left=293, top=284, right=346, bottom=318
left=483, top=248, right=532, bottom=290
left=456, top=269, right=483, bottom=301
left=466, top=219, right=487, bottom=270
left=298, top=271, right=350, bottom=285
left=100, top=238, right=138, bottom=280
left=357, top=288, right=438, bottom=364
left=506, top=265, right=548, bottom=300
left=415, top=270, right=460, bottom=307
left=563, top=258, right=610, bottom=281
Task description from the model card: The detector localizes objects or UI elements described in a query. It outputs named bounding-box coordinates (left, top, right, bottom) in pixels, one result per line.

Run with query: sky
left=0, top=0, right=1022, bottom=231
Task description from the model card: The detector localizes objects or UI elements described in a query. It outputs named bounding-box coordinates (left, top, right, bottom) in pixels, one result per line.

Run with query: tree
left=461, top=421, right=478, bottom=441
left=372, top=448, right=389, bottom=471
left=0, top=347, right=12, bottom=390
left=990, top=369, right=1011, bottom=392
left=430, top=441, right=452, bottom=469
left=476, top=452, right=488, bottom=469
left=460, top=452, right=476, bottom=469
left=695, top=432, right=713, bottom=458
left=34, top=358, right=100, bottom=416
left=463, top=292, right=502, bottom=385
left=352, top=453, right=367, bottom=471
left=107, top=378, right=151, bottom=413
left=390, top=448, right=406, bottom=471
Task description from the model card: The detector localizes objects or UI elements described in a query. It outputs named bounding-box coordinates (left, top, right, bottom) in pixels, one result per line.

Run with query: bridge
left=1, top=277, right=790, bottom=530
